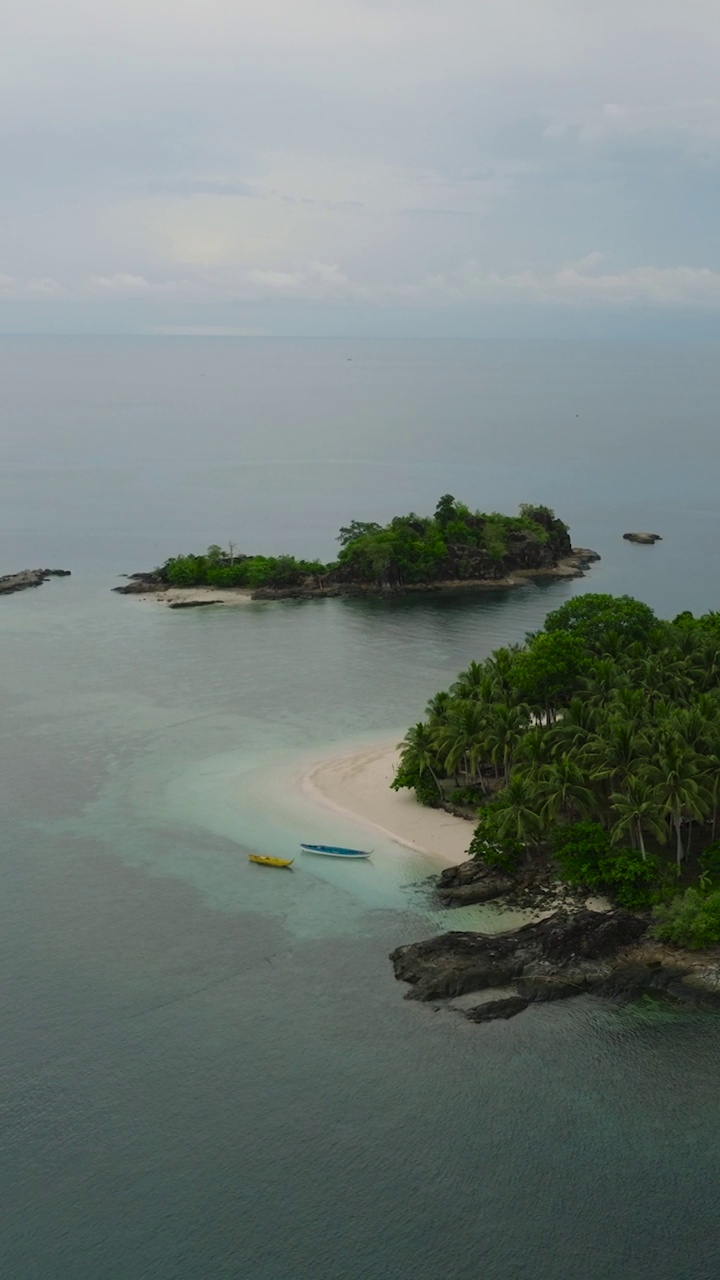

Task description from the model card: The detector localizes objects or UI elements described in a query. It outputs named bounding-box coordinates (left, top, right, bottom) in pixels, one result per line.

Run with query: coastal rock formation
left=390, top=911, right=648, bottom=1006
left=436, top=860, right=515, bottom=906
left=623, top=532, right=662, bottom=544
left=113, top=572, right=165, bottom=595
left=391, top=910, right=720, bottom=1022
left=0, top=568, right=71, bottom=595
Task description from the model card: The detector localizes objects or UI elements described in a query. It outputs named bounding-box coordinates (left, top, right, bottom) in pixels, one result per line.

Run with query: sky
left=3, top=0, right=720, bottom=335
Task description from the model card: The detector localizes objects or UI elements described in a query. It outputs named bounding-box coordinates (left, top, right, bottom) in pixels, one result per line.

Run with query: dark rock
left=437, top=861, right=514, bottom=906
left=0, top=569, right=71, bottom=595
left=623, top=532, right=662, bottom=544
left=515, top=974, right=588, bottom=1002
left=113, top=573, right=165, bottom=595
left=168, top=600, right=222, bottom=609
left=465, top=996, right=529, bottom=1023
left=390, top=910, right=649, bottom=1013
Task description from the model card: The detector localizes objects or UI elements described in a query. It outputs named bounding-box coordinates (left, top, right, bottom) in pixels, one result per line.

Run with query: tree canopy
left=158, top=499, right=573, bottom=591
left=393, top=593, right=720, bottom=942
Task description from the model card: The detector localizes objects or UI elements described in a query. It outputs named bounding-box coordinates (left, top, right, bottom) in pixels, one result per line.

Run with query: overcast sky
left=3, top=0, right=720, bottom=334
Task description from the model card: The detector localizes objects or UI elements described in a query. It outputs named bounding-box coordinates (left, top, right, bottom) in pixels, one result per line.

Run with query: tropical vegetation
left=156, top=497, right=573, bottom=591
left=392, top=592, right=720, bottom=947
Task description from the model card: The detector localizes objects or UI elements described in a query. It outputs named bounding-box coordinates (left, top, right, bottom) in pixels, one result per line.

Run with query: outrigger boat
left=248, top=854, right=294, bottom=869
left=300, top=843, right=371, bottom=859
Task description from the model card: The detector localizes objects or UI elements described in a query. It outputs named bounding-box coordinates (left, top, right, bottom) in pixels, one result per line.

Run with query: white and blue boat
left=300, top=843, right=372, bottom=860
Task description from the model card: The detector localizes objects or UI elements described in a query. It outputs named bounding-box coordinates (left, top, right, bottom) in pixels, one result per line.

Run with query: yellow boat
left=248, top=854, right=294, bottom=869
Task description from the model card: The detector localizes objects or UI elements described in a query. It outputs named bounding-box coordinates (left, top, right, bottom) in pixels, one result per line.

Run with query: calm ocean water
left=2, top=336, right=720, bottom=1278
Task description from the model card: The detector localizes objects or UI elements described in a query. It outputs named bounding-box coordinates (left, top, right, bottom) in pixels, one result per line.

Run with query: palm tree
left=397, top=722, right=443, bottom=797
left=580, top=659, right=626, bottom=708
left=610, top=775, right=666, bottom=860
left=435, top=701, right=487, bottom=788
left=546, top=698, right=598, bottom=756
left=450, top=661, right=490, bottom=702
left=584, top=717, right=645, bottom=789
left=425, top=690, right=453, bottom=726
left=645, top=743, right=710, bottom=873
left=538, top=753, right=596, bottom=824
left=495, top=772, right=544, bottom=859
left=515, top=724, right=550, bottom=770
left=486, top=701, right=530, bottom=784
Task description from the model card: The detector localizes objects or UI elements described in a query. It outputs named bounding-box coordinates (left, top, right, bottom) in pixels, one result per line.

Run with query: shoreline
left=115, top=547, right=600, bottom=606
left=299, top=739, right=474, bottom=867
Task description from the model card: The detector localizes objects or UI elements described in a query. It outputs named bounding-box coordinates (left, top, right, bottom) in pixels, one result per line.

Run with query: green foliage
left=448, top=786, right=483, bottom=807
left=468, top=805, right=523, bottom=872
left=512, top=630, right=588, bottom=708
left=390, top=758, right=439, bottom=808
left=162, top=499, right=570, bottom=592
left=652, top=888, right=720, bottom=949
left=699, top=840, right=720, bottom=885
left=163, top=552, right=327, bottom=591
left=551, top=823, right=658, bottom=904
left=601, top=847, right=658, bottom=909
left=551, top=822, right=612, bottom=889
left=544, top=593, right=658, bottom=652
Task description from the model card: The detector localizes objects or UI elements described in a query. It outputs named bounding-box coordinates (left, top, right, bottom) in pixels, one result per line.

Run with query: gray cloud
left=2, top=0, right=720, bottom=330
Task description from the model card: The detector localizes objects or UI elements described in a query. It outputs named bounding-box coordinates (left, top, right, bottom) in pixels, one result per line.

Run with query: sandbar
left=301, top=739, right=474, bottom=867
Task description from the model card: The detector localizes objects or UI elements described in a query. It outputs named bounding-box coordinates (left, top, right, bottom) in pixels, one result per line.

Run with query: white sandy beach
left=301, top=739, right=474, bottom=867
left=139, top=587, right=255, bottom=607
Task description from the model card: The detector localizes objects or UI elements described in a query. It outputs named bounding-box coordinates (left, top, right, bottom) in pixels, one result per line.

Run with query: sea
left=2, top=335, right=720, bottom=1279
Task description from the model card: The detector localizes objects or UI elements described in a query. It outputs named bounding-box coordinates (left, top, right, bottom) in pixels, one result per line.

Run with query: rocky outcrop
left=623, top=532, right=662, bottom=544
left=113, top=573, right=165, bottom=595
left=436, top=860, right=515, bottom=906
left=390, top=909, right=720, bottom=1023
left=0, top=569, right=71, bottom=595
left=390, top=909, right=660, bottom=1018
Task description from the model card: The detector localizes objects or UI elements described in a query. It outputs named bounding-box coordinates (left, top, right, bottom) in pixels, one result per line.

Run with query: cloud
left=4, top=0, right=720, bottom=329
left=396, top=259, right=720, bottom=309
left=86, top=273, right=186, bottom=296
left=131, top=176, right=256, bottom=197
left=543, top=100, right=720, bottom=156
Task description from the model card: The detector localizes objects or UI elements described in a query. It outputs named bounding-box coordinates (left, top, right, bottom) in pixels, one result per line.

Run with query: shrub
left=600, top=847, right=658, bottom=909
left=699, top=840, right=720, bottom=886
left=468, top=805, right=522, bottom=872
left=551, top=822, right=612, bottom=889
left=448, top=786, right=483, bottom=807
left=652, top=888, right=720, bottom=950
left=390, top=760, right=439, bottom=808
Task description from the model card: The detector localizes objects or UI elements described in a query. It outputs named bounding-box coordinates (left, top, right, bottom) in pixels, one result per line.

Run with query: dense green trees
left=158, top=499, right=572, bottom=592
left=393, top=592, right=720, bottom=945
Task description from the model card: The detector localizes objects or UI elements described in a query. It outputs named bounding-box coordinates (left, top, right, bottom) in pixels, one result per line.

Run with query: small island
left=115, top=497, right=599, bottom=602
left=0, top=568, right=71, bottom=596
left=390, top=592, right=720, bottom=1022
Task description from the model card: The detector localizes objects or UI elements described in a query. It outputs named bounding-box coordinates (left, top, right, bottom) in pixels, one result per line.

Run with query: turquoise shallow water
left=3, top=337, right=720, bottom=1277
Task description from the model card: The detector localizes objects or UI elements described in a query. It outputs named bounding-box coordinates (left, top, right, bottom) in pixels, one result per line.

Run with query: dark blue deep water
left=2, top=336, right=720, bottom=1278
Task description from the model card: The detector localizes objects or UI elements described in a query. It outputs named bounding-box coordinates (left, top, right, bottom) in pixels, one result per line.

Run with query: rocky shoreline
left=390, top=905, right=720, bottom=1024
left=114, top=547, right=600, bottom=603
left=0, top=568, right=71, bottom=596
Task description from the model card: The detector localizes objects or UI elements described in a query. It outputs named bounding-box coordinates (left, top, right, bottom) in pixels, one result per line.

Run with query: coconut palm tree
left=546, top=698, right=598, bottom=756
left=425, top=690, right=453, bottom=726
left=435, top=701, right=487, bottom=787
left=486, top=701, right=531, bottom=784
left=495, top=772, right=544, bottom=858
left=645, top=742, right=710, bottom=873
left=538, top=753, right=596, bottom=824
left=584, top=717, right=646, bottom=790
left=397, top=722, right=443, bottom=797
left=580, top=659, right=627, bottom=708
left=610, top=775, right=666, bottom=860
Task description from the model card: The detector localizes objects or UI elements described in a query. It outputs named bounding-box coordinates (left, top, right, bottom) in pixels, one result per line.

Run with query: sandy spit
left=139, top=588, right=255, bottom=607
left=300, top=740, right=474, bottom=867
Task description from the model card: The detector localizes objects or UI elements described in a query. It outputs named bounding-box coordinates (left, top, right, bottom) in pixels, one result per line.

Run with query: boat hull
left=248, top=855, right=294, bottom=868
left=300, top=843, right=371, bottom=859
